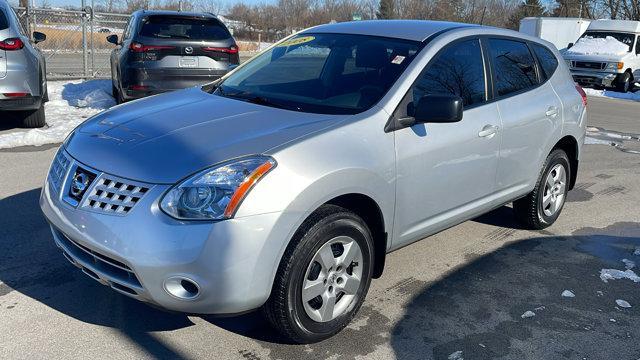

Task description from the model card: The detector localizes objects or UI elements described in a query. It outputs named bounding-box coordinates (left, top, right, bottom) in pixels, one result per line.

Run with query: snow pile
left=448, top=350, right=464, bottom=360
left=634, top=247, right=640, bottom=256
left=566, top=36, right=630, bottom=56
left=0, top=80, right=115, bottom=149
left=622, top=258, right=636, bottom=270
left=584, top=87, right=640, bottom=101
left=561, top=290, right=575, bottom=298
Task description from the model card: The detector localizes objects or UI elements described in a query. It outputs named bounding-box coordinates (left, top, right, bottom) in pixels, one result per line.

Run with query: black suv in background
left=107, top=10, right=239, bottom=103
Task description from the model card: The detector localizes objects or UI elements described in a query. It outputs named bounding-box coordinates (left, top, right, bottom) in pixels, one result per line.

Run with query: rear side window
left=139, top=16, right=230, bottom=41
left=488, top=39, right=539, bottom=97
left=412, top=39, right=486, bottom=107
left=0, top=10, right=9, bottom=30
left=531, top=43, right=558, bottom=79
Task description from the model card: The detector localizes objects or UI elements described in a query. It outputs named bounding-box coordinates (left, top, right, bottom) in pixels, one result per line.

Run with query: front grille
left=574, top=61, right=605, bottom=70
left=53, top=227, right=142, bottom=289
left=574, top=75, right=599, bottom=85
left=48, top=149, right=71, bottom=193
left=81, top=177, right=149, bottom=215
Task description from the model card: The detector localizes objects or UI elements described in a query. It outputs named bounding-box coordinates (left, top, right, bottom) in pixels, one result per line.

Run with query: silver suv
left=0, top=1, right=48, bottom=127
left=41, top=20, right=586, bottom=343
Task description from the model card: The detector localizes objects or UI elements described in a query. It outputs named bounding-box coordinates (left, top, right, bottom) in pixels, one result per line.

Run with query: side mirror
left=106, top=34, right=119, bottom=45
left=567, top=42, right=574, bottom=49
left=412, top=94, right=463, bottom=124
left=33, top=31, right=46, bottom=44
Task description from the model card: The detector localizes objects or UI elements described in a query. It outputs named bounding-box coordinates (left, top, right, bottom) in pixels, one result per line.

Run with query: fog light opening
left=164, top=276, right=200, bottom=300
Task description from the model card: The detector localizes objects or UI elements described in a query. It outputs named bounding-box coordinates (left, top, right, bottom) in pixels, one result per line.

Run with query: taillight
left=129, top=42, right=174, bottom=52
left=0, top=38, right=24, bottom=51
left=575, top=84, right=587, bottom=106
left=3, top=92, right=29, bottom=97
left=202, top=45, right=238, bottom=54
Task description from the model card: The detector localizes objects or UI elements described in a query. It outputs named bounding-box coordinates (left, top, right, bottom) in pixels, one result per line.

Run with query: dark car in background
left=107, top=10, right=239, bottom=103
left=0, top=0, right=48, bottom=128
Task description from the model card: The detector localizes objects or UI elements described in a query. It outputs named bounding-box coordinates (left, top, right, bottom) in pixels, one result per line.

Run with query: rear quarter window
left=531, top=43, right=558, bottom=80
left=488, top=38, right=539, bottom=97
left=0, top=10, right=9, bottom=30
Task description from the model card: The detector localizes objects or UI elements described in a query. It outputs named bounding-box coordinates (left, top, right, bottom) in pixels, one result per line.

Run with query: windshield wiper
left=216, top=88, right=295, bottom=110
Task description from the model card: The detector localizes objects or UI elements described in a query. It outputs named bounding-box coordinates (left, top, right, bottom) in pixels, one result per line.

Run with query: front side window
left=580, top=31, right=635, bottom=51
left=216, top=33, right=421, bottom=114
left=531, top=43, right=559, bottom=80
left=489, top=38, right=538, bottom=97
left=412, top=39, right=486, bottom=107
left=139, top=16, right=230, bottom=41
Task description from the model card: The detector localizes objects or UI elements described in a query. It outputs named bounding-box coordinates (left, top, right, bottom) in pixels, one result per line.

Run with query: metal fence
left=13, top=6, right=129, bottom=79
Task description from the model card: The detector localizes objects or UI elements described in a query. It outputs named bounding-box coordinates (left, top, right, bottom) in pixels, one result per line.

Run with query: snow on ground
left=447, top=350, right=464, bottom=360
left=616, top=299, right=632, bottom=308
left=521, top=310, right=536, bottom=318
left=565, top=36, right=630, bottom=56
left=600, top=268, right=640, bottom=283
left=0, top=80, right=115, bottom=149
left=584, top=87, right=640, bottom=101
left=561, top=290, right=575, bottom=298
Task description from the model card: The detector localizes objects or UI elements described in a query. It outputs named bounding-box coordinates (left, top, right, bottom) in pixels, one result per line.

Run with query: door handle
left=545, top=106, right=559, bottom=117
left=478, top=125, right=499, bottom=138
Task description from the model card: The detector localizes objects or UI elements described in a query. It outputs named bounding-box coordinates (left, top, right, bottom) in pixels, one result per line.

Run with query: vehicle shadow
left=4, top=188, right=640, bottom=359
left=0, top=188, right=194, bottom=359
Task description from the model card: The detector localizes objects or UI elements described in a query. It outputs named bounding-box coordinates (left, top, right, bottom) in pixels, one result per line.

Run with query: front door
left=392, top=38, right=502, bottom=247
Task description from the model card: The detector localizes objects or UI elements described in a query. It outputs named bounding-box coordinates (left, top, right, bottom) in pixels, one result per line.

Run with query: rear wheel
left=514, top=149, right=570, bottom=229
left=20, top=103, right=46, bottom=128
left=262, top=204, right=374, bottom=343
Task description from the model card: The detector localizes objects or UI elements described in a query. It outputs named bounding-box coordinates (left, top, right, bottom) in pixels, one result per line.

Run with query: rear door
left=134, top=15, right=237, bottom=72
left=488, top=38, right=563, bottom=195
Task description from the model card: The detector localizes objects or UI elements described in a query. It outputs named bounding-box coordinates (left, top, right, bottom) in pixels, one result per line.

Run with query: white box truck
left=563, top=19, right=640, bottom=92
left=519, top=17, right=591, bottom=50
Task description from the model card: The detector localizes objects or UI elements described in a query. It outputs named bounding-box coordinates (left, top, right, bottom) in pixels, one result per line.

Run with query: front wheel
left=514, top=149, right=570, bottom=229
left=262, top=205, right=374, bottom=343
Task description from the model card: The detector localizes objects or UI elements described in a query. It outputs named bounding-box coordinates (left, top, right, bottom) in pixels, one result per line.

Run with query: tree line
left=23, top=0, right=640, bottom=42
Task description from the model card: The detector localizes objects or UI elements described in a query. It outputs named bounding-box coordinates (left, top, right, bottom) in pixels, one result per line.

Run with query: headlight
left=606, top=62, right=624, bottom=70
left=160, top=156, right=276, bottom=220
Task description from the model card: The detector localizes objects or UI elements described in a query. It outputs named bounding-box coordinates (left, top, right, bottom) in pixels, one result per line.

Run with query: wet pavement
left=1, top=96, right=640, bottom=359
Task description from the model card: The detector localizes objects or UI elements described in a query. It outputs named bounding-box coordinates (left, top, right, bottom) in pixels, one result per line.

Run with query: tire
left=113, top=85, right=124, bottom=104
left=616, top=72, right=632, bottom=93
left=262, top=204, right=374, bottom=343
left=20, top=103, right=46, bottom=128
left=513, top=149, right=570, bottom=230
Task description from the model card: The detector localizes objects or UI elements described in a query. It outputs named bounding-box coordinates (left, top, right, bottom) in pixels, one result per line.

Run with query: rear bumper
left=121, top=67, right=228, bottom=100
left=0, top=95, right=42, bottom=111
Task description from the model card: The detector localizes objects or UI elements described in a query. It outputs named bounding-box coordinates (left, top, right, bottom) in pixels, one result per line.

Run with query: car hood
left=562, top=52, right=631, bottom=62
left=65, top=87, right=345, bottom=184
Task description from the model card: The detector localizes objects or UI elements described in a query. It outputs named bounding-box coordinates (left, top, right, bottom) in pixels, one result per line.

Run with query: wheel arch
left=324, top=193, right=388, bottom=279
left=552, top=135, right=579, bottom=190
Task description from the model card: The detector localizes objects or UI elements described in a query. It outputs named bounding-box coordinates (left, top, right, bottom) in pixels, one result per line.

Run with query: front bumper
left=40, top=150, right=296, bottom=314
left=570, top=70, right=619, bottom=88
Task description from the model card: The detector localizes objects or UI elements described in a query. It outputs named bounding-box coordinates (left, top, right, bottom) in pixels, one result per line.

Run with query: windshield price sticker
left=391, top=55, right=406, bottom=65
left=277, top=36, right=316, bottom=47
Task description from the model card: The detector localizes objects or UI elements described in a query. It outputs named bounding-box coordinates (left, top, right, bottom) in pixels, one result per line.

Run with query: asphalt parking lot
left=1, top=95, right=639, bottom=359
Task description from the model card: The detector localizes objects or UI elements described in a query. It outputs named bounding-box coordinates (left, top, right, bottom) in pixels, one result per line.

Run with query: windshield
left=580, top=31, right=635, bottom=52
left=215, top=33, right=422, bottom=114
left=139, top=16, right=231, bottom=40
